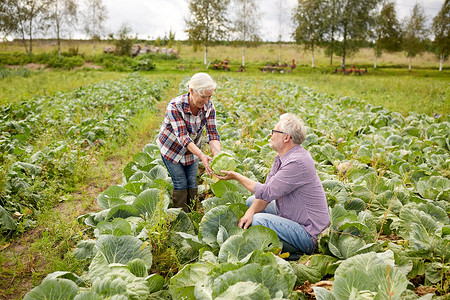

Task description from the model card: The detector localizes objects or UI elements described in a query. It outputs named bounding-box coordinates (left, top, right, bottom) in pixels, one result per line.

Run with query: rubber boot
left=187, top=188, right=198, bottom=212
left=172, top=190, right=188, bottom=212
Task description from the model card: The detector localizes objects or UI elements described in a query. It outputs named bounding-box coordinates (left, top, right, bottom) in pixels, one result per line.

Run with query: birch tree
left=0, top=0, right=18, bottom=40
left=432, top=0, right=449, bottom=71
left=232, top=0, right=260, bottom=67
left=335, top=0, right=380, bottom=69
left=373, top=1, right=402, bottom=68
left=185, top=0, right=230, bottom=65
left=47, top=0, right=78, bottom=56
left=292, top=0, right=326, bottom=68
left=82, top=0, right=107, bottom=56
left=403, top=3, right=428, bottom=71
left=3, top=0, right=50, bottom=54
left=322, top=0, right=339, bottom=66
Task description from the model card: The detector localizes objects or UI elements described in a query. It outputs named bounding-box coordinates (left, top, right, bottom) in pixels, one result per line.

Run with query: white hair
left=186, top=73, right=216, bottom=96
left=279, top=113, right=306, bottom=145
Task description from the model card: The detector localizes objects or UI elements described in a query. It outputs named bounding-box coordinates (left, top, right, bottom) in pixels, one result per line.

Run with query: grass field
left=0, top=40, right=449, bottom=299
left=0, top=39, right=448, bottom=117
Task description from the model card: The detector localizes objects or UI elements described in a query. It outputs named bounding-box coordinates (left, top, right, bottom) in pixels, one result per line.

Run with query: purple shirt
left=254, top=144, right=330, bottom=240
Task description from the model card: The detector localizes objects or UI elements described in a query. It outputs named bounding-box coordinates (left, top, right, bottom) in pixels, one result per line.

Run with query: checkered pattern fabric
left=157, top=93, right=220, bottom=165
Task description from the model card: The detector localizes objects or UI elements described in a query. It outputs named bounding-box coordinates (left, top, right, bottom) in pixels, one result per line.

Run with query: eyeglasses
left=271, top=129, right=287, bottom=135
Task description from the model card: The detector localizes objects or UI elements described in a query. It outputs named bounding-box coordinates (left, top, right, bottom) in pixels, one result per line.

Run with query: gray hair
left=279, top=113, right=306, bottom=145
left=186, top=73, right=216, bottom=96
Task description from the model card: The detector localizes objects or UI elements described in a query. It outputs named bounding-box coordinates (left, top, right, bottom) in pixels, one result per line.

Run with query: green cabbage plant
left=210, top=152, right=236, bottom=175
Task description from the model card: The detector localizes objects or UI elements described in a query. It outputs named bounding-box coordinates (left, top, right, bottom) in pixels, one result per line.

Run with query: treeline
left=0, top=0, right=448, bottom=71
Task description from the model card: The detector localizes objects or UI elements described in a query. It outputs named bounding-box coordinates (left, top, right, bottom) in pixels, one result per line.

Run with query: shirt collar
left=277, top=144, right=302, bottom=164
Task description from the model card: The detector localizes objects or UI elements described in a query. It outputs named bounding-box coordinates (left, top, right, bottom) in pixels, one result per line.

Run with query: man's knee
left=246, top=195, right=255, bottom=208
left=252, top=213, right=268, bottom=227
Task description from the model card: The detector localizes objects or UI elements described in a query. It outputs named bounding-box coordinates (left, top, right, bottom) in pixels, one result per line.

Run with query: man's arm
left=216, top=171, right=256, bottom=193
left=238, top=198, right=268, bottom=229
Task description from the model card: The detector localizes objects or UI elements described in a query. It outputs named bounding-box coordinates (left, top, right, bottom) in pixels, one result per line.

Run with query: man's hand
left=215, top=170, right=238, bottom=180
left=238, top=212, right=253, bottom=229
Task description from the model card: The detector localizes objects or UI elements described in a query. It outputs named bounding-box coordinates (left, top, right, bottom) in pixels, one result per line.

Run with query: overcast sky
left=97, top=0, right=444, bottom=42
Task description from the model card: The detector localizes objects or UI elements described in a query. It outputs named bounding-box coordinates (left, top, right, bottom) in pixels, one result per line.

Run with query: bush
left=92, top=54, right=134, bottom=71
left=45, top=56, right=84, bottom=70
left=0, top=52, right=34, bottom=65
left=132, top=55, right=155, bottom=71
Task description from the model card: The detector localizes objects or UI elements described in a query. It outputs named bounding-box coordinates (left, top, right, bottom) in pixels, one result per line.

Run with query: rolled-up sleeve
left=254, top=160, right=303, bottom=202
left=205, top=105, right=220, bottom=143
left=166, top=104, right=194, bottom=147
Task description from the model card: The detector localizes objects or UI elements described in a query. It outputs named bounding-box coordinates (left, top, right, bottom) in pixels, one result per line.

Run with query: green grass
left=0, top=69, right=125, bottom=105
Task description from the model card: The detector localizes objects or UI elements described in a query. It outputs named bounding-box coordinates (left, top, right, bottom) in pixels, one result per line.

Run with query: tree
left=46, top=0, right=78, bottom=56
left=334, top=0, right=380, bottom=69
left=185, top=0, right=230, bottom=65
left=231, top=0, right=260, bottom=67
left=114, top=23, right=134, bottom=56
left=373, top=1, right=402, bottom=68
left=3, top=0, right=50, bottom=54
left=403, top=3, right=428, bottom=71
left=322, top=0, right=340, bottom=66
left=432, top=0, right=449, bottom=71
left=82, top=0, right=107, bottom=56
left=0, top=0, right=18, bottom=40
left=292, top=0, right=326, bottom=68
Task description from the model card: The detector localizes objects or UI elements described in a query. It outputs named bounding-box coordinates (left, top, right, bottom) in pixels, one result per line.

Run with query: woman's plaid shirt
left=157, top=93, right=220, bottom=165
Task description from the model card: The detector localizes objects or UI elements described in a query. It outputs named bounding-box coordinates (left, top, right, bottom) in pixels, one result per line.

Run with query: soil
left=6, top=63, right=46, bottom=70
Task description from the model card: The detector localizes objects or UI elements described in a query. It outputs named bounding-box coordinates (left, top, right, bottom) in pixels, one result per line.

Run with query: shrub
left=132, top=55, right=155, bottom=71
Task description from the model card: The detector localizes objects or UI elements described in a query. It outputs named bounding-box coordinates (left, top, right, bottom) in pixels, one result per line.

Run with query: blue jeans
left=161, top=155, right=199, bottom=190
left=246, top=195, right=316, bottom=254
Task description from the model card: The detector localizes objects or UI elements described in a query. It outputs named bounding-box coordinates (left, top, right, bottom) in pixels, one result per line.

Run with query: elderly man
left=217, top=113, right=330, bottom=256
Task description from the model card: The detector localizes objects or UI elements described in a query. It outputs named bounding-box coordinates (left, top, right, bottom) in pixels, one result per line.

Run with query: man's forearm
left=234, top=173, right=256, bottom=193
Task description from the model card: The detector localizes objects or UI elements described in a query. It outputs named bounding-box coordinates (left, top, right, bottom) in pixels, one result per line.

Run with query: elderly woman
left=157, top=73, right=221, bottom=212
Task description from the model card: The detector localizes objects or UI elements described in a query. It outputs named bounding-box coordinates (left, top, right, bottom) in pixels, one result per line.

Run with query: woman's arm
left=209, top=140, right=221, bottom=156
left=186, top=142, right=213, bottom=176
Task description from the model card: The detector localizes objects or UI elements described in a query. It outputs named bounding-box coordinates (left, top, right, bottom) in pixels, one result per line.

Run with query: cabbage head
left=210, top=152, right=236, bottom=175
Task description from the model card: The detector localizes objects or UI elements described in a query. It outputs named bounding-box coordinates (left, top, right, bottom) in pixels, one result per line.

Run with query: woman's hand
left=200, top=154, right=213, bottom=176
left=215, top=170, right=238, bottom=180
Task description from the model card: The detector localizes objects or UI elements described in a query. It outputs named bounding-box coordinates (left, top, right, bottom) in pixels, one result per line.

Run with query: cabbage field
left=0, top=74, right=169, bottom=234
left=23, top=76, right=449, bottom=299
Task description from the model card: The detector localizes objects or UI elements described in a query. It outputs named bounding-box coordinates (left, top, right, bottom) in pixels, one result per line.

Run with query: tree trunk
left=92, top=41, right=96, bottom=56
left=374, top=52, right=377, bottom=69
left=28, top=19, right=33, bottom=54
left=204, top=45, right=208, bottom=65
left=57, top=25, right=61, bottom=57
left=242, top=45, right=245, bottom=66
left=311, top=45, right=315, bottom=68
left=279, top=42, right=282, bottom=65
left=20, top=25, right=30, bottom=55
left=409, top=57, right=412, bottom=71
left=439, top=54, right=443, bottom=71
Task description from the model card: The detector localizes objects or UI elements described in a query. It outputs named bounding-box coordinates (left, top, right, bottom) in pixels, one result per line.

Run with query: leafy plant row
left=24, top=76, right=449, bottom=299
left=0, top=74, right=169, bottom=236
